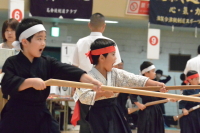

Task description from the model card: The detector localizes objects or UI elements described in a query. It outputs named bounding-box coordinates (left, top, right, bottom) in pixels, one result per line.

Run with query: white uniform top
left=0, top=43, right=3, bottom=48
left=72, top=32, right=121, bottom=72
left=0, top=43, right=19, bottom=54
left=184, top=55, right=200, bottom=82
left=75, top=67, right=148, bottom=105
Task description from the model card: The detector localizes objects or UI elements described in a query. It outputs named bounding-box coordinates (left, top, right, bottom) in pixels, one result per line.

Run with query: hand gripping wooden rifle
left=44, top=79, right=200, bottom=103
left=128, top=93, right=200, bottom=114
left=173, top=105, right=200, bottom=121
left=128, top=99, right=170, bottom=114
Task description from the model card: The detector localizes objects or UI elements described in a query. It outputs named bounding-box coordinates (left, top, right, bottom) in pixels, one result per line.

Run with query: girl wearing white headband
left=130, top=61, right=165, bottom=133
left=0, top=18, right=102, bottom=133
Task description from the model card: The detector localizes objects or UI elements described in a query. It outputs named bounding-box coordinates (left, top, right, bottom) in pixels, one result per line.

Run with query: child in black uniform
left=179, top=70, right=200, bottom=133
left=0, top=18, right=101, bottom=133
left=130, top=61, right=165, bottom=133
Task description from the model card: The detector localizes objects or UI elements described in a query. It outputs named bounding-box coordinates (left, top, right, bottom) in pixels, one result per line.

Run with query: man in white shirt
left=72, top=13, right=121, bottom=72
left=184, top=45, right=200, bottom=82
left=72, top=13, right=121, bottom=133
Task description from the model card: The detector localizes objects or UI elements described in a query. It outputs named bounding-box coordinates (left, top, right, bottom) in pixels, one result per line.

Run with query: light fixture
left=51, top=27, right=60, bottom=37
left=74, top=18, right=118, bottom=24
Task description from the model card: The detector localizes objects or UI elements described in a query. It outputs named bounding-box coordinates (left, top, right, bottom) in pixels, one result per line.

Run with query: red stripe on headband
left=85, top=46, right=116, bottom=64
left=184, top=73, right=199, bottom=84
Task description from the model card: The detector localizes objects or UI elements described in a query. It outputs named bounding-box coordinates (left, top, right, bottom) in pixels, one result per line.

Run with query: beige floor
left=62, top=130, right=180, bottom=133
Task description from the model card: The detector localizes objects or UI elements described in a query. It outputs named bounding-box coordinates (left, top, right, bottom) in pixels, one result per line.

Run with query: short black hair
left=198, top=45, right=200, bottom=54
left=90, top=38, right=116, bottom=65
left=186, top=70, right=198, bottom=77
left=140, top=61, right=153, bottom=72
left=90, top=13, right=105, bottom=29
left=180, top=73, right=186, bottom=81
left=16, top=18, right=43, bottom=49
left=156, top=69, right=163, bottom=75
left=2, top=18, right=19, bottom=42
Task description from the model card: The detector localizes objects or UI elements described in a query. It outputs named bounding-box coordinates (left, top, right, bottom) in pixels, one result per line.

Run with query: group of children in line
left=0, top=17, right=200, bottom=133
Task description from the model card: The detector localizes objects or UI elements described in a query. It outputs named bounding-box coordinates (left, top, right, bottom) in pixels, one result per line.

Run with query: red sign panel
left=126, top=0, right=149, bottom=16
left=12, top=9, right=23, bottom=22
left=149, top=36, right=158, bottom=46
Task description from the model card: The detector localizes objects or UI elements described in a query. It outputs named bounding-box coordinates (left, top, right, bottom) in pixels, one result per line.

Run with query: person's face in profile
left=145, top=69, right=156, bottom=80
left=188, top=77, right=199, bottom=85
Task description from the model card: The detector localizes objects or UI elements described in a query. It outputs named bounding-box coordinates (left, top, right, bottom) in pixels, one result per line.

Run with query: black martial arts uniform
left=0, top=52, right=85, bottom=133
left=179, top=89, right=200, bottom=133
left=154, top=75, right=171, bottom=114
left=116, top=93, right=129, bottom=118
left=87, top=98, right=132, bottom=133
left=130, top=95, right=164, bottom=133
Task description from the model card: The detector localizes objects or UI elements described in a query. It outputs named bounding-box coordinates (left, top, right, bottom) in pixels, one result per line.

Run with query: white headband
left=12, top=24, right=46, bottom=51
left=141, top=65, right=156, bottom=74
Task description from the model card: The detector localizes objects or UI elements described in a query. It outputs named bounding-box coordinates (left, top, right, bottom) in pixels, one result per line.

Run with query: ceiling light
left=74, top=19, right=118, bottom=24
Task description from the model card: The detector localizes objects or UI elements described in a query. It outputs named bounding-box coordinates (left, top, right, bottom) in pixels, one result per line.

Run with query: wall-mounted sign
left=126, top=0, right=149, bottom=16
left=147, top=29, right=160, bottom=59
left=9, top=0, right=24, bottom=22
left=30, top=0, right=93, bottom=19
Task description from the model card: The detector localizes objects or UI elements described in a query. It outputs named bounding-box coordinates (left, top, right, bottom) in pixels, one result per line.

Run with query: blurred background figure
left=114, top=59, right=124, bottom=69
left=155, top=69, right=171, bottom=84
left=0, top=18, right=19, bottom=74
left=154, top=69, right=171, bottom=115
left=0, top=18, right=18, bottom=49
left=180, top=73, right=186, bottom=85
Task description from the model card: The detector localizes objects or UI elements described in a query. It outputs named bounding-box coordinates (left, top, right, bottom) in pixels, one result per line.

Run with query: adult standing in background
left=72, top=13, right=121, bottom=133
left=0, top=19, right=19, bottom=111
left=0, top=18, right=19, bottom=73
left=184, top=45, right=200, bottom=82
left=0, top=18, right=18, bottom=49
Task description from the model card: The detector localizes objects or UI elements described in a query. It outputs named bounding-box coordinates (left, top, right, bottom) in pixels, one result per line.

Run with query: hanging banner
left=9, top=0, right=24, bottom=22
left=126, top=0, right=149, bottom=16
left=147, top=29, right=160, bottom=60
left=30, top=0, right=93, bottom=19
left=149, top=0, right=200, bottom=28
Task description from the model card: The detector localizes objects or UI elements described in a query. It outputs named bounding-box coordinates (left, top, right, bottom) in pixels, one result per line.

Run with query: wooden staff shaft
left=190, top=93, right=200, bottom=97
left=44, top=79, right=200, bottom=103
left=130, top=85, right=200, bottom=91
left=128, top=99, right=169, bottom=114
left=129, top=94, right=200, bottom=114
left=173, top=105, right=200, bottom=121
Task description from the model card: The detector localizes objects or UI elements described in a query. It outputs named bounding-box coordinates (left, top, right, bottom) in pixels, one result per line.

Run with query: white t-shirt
left=72, top=32, right=121, bottom=72
left=184, top=55, right=200, bottom=81
left=0, top=43, right=3, bottom=48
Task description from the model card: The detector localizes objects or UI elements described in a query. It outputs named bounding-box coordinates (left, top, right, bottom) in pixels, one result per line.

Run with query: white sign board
left=9, top=0, right=24, bottom=22
left=61, top=43, right=76, bottom=97
left=147, top=29, right=160, bottom=59
left=61, top=43, right=76, bottom=64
